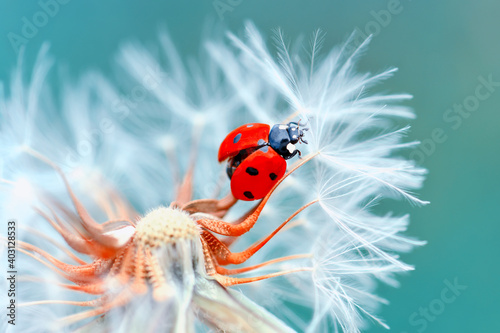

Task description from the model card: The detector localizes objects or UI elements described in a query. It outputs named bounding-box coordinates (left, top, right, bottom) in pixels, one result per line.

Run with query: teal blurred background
left=1, top=1, right=498, bottom=332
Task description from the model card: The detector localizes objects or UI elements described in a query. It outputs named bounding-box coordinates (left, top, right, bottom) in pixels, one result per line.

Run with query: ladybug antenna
left=296, top=119, right=309, bottom=133
left=297, top=118, right=309, bottom=127
left=296, top=120, right=309, bottom=145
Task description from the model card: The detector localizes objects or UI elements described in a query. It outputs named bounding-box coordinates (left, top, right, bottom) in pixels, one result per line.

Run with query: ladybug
left=218, top=122, right=308, bottom=201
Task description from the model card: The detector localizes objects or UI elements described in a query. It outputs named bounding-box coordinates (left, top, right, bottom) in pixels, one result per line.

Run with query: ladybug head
left=268, top=121, right=309, bottom=160
left=287, top=121, right=308, bottom=145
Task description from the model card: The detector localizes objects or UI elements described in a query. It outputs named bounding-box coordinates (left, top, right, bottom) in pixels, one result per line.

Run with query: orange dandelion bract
left=15, top=146, right=316, bottom=331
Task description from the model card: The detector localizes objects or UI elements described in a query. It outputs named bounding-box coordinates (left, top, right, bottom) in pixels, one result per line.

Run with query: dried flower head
left=0, top=22, right=426, bottom=333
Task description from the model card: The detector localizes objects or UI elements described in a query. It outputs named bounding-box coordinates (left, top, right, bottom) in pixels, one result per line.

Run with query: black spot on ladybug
left=246, top=167, right=259, bottom=176
left=246, top=124, right=254, bottom=127
left=244, top=191, right=254, bottom=199
left=233, top=133, right=242, bottom=144
left=259, top=145, right=269, bottom=153
left=269, top=173, right=278, bottom=181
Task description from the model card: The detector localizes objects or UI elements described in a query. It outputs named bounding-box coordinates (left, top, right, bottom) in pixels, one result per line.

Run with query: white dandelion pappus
left=1, top=53, right=296, bottom=333
left=216, top=22, right=428, bottom=332
left=0, top=22, right=426, bottom=333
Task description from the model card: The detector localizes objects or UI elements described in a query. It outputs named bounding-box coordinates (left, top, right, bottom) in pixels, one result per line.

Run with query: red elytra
left=218, top=123, right=287, bottom=201
left=230, top=148, right=286, bottom=200
left=218, top=123, right=270, bottom=162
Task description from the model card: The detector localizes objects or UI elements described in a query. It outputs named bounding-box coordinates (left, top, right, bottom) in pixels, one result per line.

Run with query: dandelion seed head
left=135, top=207, right=199, bottom=247
left=0, top=21, right=427, bottom=333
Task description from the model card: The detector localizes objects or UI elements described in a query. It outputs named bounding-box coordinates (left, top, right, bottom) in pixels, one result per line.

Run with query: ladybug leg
left=289, top=150, right=300, bottom=159
left=199, top=200, right=317, bottom=265
left=197, top=152, right=320, bottom=237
